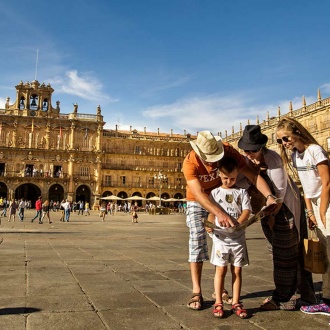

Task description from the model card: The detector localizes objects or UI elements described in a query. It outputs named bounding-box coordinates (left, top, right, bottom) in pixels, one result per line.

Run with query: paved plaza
left=0, top=209, right=328, bottom=330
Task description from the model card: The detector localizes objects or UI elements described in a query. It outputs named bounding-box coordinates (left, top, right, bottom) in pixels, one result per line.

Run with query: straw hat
left=190, top=131, right=224, bottom=162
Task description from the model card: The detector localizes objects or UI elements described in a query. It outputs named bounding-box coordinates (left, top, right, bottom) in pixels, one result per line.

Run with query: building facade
left=1, top=82, right=329, bottom=209
left=222, top=90, right=330, bottom=169
left=0, top=81, right=191, bottom=208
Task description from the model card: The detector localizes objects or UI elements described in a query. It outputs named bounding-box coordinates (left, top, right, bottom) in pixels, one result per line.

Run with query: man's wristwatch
left=266, top=194, right=277, bottom=200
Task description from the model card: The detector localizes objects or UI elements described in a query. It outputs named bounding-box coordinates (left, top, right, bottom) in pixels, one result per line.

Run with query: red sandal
left=212, top=303, right=224, bottom=318
left=231, top=303, right=248, bottom=319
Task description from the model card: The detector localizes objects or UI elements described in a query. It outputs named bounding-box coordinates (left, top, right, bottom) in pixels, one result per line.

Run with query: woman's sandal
left=231, top=303, right=248, bottom=319
left=212, top=303, right=224, bottom=318
left=259, top=297, right=280, bottom=310
left=187, top=293, right=204, bottom=310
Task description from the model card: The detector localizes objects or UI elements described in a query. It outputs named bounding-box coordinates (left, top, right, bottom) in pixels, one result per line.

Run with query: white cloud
left=49, top=70, right=117, bottom=103
left=320, top=83, right=330, bottom=94
left=0, top=98, right=6, bottom=108
left=142, top=92, right=318, bottom=136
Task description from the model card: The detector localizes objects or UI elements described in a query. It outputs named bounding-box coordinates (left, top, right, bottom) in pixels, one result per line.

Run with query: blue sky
left=1, top=0, right=330, bottom=136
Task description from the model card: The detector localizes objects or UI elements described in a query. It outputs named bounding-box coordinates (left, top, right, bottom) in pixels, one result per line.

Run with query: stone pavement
left=0, top=210, right=328, bottom=330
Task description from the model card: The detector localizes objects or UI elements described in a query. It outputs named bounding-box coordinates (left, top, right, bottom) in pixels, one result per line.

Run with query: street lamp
left=154, top=171, right=167, bottom=207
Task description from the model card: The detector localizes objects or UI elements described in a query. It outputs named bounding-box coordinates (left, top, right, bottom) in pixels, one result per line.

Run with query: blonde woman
left=41, top=199, right=52, bottom=224
left=276, top=117, right=330, bottom=315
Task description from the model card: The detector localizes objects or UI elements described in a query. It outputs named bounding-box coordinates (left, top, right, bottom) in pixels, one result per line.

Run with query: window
left=134, top=146, right=140, bottom=154
left=120, top=176, right=126, bottom=185
left=105, top=175, right=111, bottom=186
left=80, top=166, right=89, bottom=176
left=148, top=177, right=155, bottom=186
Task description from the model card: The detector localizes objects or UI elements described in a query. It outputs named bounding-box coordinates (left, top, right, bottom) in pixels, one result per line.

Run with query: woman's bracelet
left=305, top=209, right=315, bottom=217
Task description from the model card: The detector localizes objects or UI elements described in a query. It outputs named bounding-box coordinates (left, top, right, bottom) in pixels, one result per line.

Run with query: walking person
left=100, top=202, right=107, bottom=221
left=276, top=117, right=330, bottom=315
left=183, top=131, right=277, bottom=310
left=61, top=199, right=71, bottom=222
left=84, top=202, right=90, bottom=216
left=59, top=200, right=65, bottom=222
left=132, top=202, right=138, bottom=223
left=77, top=201, right=84, bottom=215
left=18, top=198, right=26, bottom=222
left=31, top=196, right=43, bottom=224
left=8, top=199, right=18, bottom=222
left=207, top=157, right=251, bottom=319
left=237, top=125, right=316, bottom=310
left=41, top=199, right=52, bottom=224
left=1, top=198, right=7, bottom=217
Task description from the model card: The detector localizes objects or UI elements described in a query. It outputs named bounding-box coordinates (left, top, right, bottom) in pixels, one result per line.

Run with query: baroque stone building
left=0, top=81, right=191, bottom=208
left=222, top=90, right=330, bottom=166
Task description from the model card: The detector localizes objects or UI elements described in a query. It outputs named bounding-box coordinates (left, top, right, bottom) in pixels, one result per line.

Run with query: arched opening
left=118, top=191, right=128, bottom=199
left=76, top=184, right=91, bottom=204
left=15, top=183, right=41, bottom=208
left=0, top=182, right=8, bottom=199
left=30, top=94, right=38, bottom=110
left=48, top=184, right=64, bottom=203
left=102, top=190, right=113, bottom=197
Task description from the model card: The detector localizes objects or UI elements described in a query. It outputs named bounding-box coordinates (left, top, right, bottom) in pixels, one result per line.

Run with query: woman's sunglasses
left=244, top=149, right=260, bottom=154
left=276, top=136, right=291, bottom=144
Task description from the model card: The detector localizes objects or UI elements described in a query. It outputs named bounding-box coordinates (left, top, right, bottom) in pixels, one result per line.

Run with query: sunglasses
left=276, top=136, right=291, bottom=144
left=244, top=149, right=260, bottom=154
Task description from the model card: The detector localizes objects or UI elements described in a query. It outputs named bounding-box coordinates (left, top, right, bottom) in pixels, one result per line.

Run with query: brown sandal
left=187, top=293, right=204, bottom=310
left=232, top=303, right=248, bottom=319
left=212, top=303, right=224, bottom=318
left=259, top=297, right=280, bottom=310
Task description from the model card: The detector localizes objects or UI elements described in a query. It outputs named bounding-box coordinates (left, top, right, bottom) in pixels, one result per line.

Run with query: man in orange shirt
left=183, top=131, right=277, bottom=310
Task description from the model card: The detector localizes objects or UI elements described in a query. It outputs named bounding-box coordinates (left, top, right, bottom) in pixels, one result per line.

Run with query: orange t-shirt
left=182, top=142, right=246, bottom=201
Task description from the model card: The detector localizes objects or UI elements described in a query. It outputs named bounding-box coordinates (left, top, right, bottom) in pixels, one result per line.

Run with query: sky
left=1, top=0, right=330, bottom=137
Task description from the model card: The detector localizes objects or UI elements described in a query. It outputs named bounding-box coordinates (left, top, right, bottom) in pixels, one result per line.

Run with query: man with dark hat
left=183, top=130, right=277, bottom=310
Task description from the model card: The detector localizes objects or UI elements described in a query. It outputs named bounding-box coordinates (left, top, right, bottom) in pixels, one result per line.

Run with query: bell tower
left=5, top=80, right=59, bottom=117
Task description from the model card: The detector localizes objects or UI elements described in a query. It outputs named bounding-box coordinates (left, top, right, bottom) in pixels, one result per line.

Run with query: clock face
left=30, top=110, right=36, bottom=116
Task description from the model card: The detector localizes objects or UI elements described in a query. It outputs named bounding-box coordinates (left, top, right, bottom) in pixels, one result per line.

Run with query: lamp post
left=154, top=171, right=167, bottom=207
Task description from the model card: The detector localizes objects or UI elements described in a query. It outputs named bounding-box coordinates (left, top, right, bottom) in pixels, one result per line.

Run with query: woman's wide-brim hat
left=190, top=131, right=224, bottom=162
left=238, top=125, right=268, bottom=150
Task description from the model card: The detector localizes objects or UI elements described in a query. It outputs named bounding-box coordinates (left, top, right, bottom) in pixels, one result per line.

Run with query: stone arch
left=15, top=183, right=41, bottom=207
left=48, top=184, right=64, bottom=203
left=102, top=190, right=113, bottom=197
left=76, top=184, right=91, bottom=204
left=0, top=182, right=8, bottom=199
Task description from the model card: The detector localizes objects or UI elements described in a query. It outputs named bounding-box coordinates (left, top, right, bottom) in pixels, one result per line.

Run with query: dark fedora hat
left=238, top=125, right=268, bottom=150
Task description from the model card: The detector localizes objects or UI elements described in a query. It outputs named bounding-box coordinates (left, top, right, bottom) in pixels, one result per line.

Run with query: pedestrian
left=100, top=202, right=107, bottom=221
left=276, top=117, right=330, bottom=315
left=132, top=202, right=138, bottom=223
left=183, top=130, right=277, bottom=310
left=31, top=196, right=43, bottom=224
left=77, top=201, right=84, bottom=215
left=59, top=200, right=65, bottom=221
left=237, top=124, right=316, bottom=310
left=1, top=198, right=7, bottom=217
left=61, top=199, right=71, bottom=222
left=41, top=199, right=52, bottom=224
left=18, top=198, right=26, bottom=221
left=84, top=201, right=90, bottom=215
left=8, top=199, right=18, bottom=222
left=206, top=157, right=251, bottom=318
